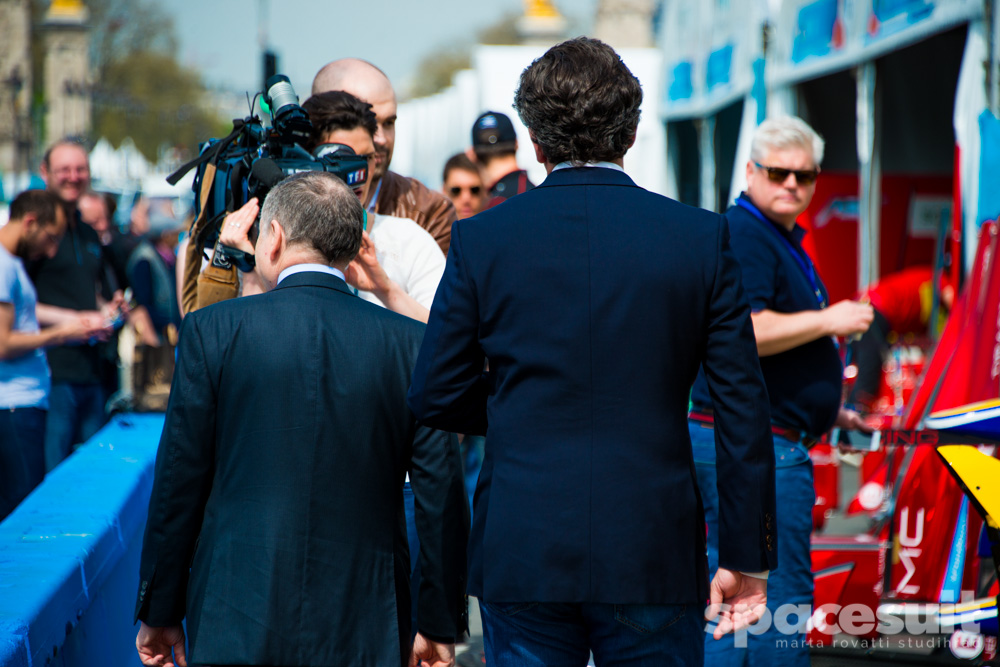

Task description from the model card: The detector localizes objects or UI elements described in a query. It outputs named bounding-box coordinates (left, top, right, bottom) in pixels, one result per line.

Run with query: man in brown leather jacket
left=312, top=58, right=457, bottom=256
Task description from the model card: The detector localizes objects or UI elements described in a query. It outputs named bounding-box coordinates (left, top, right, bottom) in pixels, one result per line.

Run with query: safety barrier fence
left=0, top=414, right=165, bottom=667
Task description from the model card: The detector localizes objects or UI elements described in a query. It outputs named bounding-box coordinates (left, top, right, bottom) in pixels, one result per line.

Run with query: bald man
left=312, top=58, right=456, bottom=255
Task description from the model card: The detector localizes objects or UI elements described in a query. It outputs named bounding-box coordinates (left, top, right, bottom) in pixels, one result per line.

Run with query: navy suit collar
left=537, top=166, right=637, bottom=189
left=272, top=269, right=353, bottom=295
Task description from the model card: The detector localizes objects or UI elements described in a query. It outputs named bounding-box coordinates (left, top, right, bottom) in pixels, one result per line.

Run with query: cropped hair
left=472, top=143, right=517, bottom=163
left=302, top=92, right=377, bottom=151
left=750, top=116, right=825, bottom=166
left=42, top=138, right=88, bottom=170
left=9, top=189, right=60, bottom=225
left=259, top=172, right=363, bottom=266
left=513, top=37, right=642, bottom=165
left=78, top=190, right=108, bottom=210
left=442, top=153, right=480, bottom=182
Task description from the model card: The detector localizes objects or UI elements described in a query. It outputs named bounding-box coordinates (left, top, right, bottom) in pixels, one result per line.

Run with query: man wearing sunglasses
left=441, top=153, right=485, bottom=220
left=688, top=115, right=874, bottom=666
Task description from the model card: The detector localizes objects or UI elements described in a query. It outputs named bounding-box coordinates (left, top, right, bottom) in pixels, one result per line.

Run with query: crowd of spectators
left=0, top=140, right=187, bottom=520
left=0, top=43, right=962, bottom=667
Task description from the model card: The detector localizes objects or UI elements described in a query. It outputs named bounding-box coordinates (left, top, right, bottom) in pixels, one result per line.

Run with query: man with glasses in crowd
left=688, top=115, right=873, bottom=666
left=441, top=153, right=485, bottom=220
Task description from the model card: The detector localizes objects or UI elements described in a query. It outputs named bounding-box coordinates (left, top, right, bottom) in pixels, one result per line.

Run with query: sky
left=158, top=0, right=600, bottom=101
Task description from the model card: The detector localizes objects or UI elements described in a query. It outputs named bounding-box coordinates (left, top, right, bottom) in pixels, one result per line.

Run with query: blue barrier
left=0, top=413, right=164, bottom=667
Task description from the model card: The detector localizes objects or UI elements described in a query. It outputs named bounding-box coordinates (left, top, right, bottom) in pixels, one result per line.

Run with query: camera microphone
left=250, top=157, right=286, bottom=189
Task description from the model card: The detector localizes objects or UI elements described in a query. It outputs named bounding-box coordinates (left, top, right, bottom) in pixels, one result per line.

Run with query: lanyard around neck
left=736, top=197, right=826, bottom=309
left=366, top=179, right=381, bottom=213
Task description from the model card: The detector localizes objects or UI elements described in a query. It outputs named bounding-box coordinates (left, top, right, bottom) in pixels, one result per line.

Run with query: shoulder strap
left=179, top=163, right=239, bottom=315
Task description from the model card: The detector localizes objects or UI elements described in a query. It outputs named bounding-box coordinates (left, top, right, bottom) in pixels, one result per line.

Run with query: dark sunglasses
left=449, top=185, right=482, bottom=196
left=754, top=161, right=820, bottom=186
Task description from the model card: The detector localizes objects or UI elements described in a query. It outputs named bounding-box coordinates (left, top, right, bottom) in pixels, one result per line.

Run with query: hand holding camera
left=218, top=198, right=260, bottom=256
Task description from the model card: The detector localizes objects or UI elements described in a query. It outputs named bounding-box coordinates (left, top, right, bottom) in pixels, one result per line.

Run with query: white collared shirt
left=277, top=263, right=346, bottom=285
left=552, top=161, right=626, bottom=173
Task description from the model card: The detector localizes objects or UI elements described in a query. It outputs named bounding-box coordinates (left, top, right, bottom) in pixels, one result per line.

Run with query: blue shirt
left=691, top=194, right=843, bottom=436
left=0, top=245, right=50, bottom=408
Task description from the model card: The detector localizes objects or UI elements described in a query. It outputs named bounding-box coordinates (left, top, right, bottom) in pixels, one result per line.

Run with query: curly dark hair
left=513, top=37, right=641, bottom=165
left=301, top=91, right=377, bottom=151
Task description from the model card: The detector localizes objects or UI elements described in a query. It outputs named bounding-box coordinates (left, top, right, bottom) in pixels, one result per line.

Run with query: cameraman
left=219, top=91, right=444, bottom=324
left=312, top=59, right=457, bottom=255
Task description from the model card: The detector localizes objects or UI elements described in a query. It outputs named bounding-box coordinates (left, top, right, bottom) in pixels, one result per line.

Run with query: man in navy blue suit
left=408, top=37, right=777, bottom=666
left=135, top=172, right=467, bottom=667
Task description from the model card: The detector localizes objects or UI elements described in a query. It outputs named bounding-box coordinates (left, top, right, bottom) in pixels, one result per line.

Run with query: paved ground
left=455, top=600, right=483, bottom=666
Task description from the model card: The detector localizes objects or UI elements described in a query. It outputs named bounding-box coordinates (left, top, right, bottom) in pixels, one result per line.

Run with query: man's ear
left=20, top=213, right=39, bottom=233
left=265, top=218, right=285, bottom=263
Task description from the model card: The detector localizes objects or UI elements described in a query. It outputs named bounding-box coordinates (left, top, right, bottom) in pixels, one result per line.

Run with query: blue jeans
left=689, top=420, right=813, bottom=667
left=403, top=481, right=420, bottom=639
left=0, top=407, right=47, bottom=520
left=461, top=435, right=485, bottom=513
left=480, top=599, right=703, bottom=666
left=44, top=382, right=107, bottom=472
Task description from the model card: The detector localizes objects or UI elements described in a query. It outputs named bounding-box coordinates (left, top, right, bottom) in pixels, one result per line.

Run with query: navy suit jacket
left=135, top=271, right=468, bottom=667
left=408, top=166, right=777, bottom=605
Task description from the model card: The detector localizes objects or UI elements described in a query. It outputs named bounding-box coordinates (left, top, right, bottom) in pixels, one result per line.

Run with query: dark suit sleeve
left=701, top=217, right=778, bottom=573
left=135, top=313, right=218, bottom=625
left=409, top=426, right=470, bottom=642
left=408, top=221, right=489, bottom=435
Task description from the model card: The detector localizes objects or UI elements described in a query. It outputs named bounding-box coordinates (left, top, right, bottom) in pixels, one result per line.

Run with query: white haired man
left=688, top=116, right=874, bottom=665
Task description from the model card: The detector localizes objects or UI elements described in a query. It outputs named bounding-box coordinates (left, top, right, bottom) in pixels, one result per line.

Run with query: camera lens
left=265, top=75, right=298, bottom=118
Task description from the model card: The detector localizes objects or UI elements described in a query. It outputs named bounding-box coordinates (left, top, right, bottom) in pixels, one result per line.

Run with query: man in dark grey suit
left=134, top=172, right=468, bottom=667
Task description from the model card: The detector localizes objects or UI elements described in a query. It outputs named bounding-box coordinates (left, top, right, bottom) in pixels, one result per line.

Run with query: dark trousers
left=0, top=406, right=46, bottom=520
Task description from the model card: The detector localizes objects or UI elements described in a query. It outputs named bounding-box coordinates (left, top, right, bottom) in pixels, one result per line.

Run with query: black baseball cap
left=472, top=111, right=517, bottom=148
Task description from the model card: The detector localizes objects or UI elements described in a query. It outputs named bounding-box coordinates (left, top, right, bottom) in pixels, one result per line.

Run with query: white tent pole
left=856, top=62, right=881, bottom=291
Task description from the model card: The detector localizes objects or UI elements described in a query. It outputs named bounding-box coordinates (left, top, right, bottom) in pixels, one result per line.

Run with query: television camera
left=168, top=74, right=369, bottom=274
